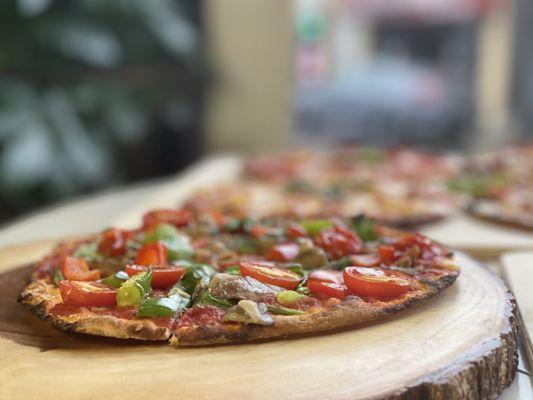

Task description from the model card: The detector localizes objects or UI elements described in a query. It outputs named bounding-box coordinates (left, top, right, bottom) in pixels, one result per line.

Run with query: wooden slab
left=0, top=241, right=518, bottom=399
left=501, top=252, right=533, bottom=366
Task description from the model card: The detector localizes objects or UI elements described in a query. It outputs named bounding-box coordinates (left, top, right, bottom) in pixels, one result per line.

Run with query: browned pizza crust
left=18, top=280, right=172, bottom=341
left=171, top=267, right=459, bottom=347
left=468, top=200, right=533, bottom=231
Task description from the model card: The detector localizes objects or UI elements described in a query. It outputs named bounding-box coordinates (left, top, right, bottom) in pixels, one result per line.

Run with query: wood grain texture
left=0, top=240, right=518, bottom=400
left=501, top=252, right=533, bottom=367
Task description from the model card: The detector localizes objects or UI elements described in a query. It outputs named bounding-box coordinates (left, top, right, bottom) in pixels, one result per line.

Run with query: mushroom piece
left=208, top=273, right=282, bottom=302
left=222, top=300, right=274, bottom=325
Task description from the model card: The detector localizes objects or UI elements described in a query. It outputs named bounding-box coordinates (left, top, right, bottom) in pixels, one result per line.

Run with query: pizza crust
left=171, top=269, right=459, bottom=347
left=468, top=200, right=533, bottom=231
left=18, top=280, right=172, bottom=341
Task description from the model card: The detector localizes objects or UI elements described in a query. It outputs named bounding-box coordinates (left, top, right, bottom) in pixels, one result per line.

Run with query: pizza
left=185, top=148, right=464, bottom=227
left=19, top=209, right=460, bottom=346
left=448, top=145, right=533, bottom=230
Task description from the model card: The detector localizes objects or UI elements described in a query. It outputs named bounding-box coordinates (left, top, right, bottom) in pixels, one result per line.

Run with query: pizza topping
left=116, top=270, right=152, bottom=307
left=59, top=280, right=117, bottom=307
left=196, top=291, right=234, bottom=309
left=100, top=271, right=128, bottom=288
left=266, top=243, right=299, bottom=261
left=307, top=270, right=347, bottom=299
left=266, top=305, right=305, bottom=315
left=61, top=257, right=100, bottom=281
left=294, top=238, right=328, bottom=269
left=351, top=215, right=378, bottom=242
left=343, top=267, right=411, bottom=299
left=286, top=223, right=307, bottom=239
left=134, top=242, right=168, bottom=266
left=275, top=290, right=308, bottom=305
left=299, top=219, right=334, bottom=236
left=314, top=225, right=363, bottom=259
left=180, top=264, right=217, bottom=295
left=223, top=300, right=274, bottom=325
left=208, top=273, right=282, bottom=302
left=98, top=228, right=130, bottom=257
left=142, top=224, right=193, bottom=261
left=137, top=297, right=179, bottom=318
left=240, top=262, right=302, bottom=290
left=142, top=209, right=192, bottom=228
left=125, top=264, right=186, bottom=289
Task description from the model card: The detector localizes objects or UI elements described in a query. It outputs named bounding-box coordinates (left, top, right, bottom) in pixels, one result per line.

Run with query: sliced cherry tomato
left=125, top=264, right=186, bottom=288
left=240, top=262, right=301, bottom=290
left=315, top=224, right=363, bottom=259
left=250, top=226, right=270, bottom=238
left=266, top=243, right=299, bottom=261
left=392, top=232, right=447, bottom=262
left=307, top=270, right=346, bottom=299
left=378, top=245, right=397, bottom=264
left=98, top=228, right=131, bottom=257
left=350, top=253, right=381, bottom=267
left=286, top=223, right=307, bottom=239
left=142, top=209, right=191, bottom=228
left=59, top=280, right=116, bottom=307
left=134, top=242, right=168, bottom=266
left=61, top=257, right=100, bottom=281
left=343, top=267, right=411, bottom=299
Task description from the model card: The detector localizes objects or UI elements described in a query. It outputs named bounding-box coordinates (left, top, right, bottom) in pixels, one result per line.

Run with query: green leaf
left=143, top=223, right=193, bottom=261
left=101, top=270, right=129, bottom=288
left=180, top=264, right=216, bottom=294
left=53, top=269, right=64, bottom=286
left=73, top=240, right=103, bottom=262
left=224, top=266, right=241, bottom=276
left=351, top=215, right=378, bottom=242
left=266, top=305, right=305, bottom=316
left=299, top=219, right=334, bottom=236
left=196, top=292, right=233, bottom=309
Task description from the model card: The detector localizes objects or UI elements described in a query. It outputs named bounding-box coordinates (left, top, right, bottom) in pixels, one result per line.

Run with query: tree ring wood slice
left=0, top=252, right=518, bottom=400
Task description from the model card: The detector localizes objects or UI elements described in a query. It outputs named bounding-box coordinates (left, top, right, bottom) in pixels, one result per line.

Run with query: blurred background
left=0, top=0, right=530, bottom=224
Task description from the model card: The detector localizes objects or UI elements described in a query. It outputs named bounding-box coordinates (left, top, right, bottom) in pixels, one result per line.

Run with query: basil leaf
left=267, top=305, right=305, bottom=315
left=351, top=215, right=378, bottom=242
left=180, top=264, right=216, bottom=294
left=196, top=292, right=233, bottom=309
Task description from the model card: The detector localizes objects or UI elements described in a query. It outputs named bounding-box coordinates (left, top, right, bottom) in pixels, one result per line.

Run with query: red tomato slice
left=307, top=280, right=347, bottom=299
left=266, top=243, right=299, bottom=261
left=240, top=262, right=301, bottom=290
left=307, top=270, right=346, bottom=299
left=134, top=242, right=168, bottom=266
left=59, top=280, right=116, bottom=307
left=125, top=264, right=186, bottom=288
left=350, top=253, right=381, bottom=267
left=343, top=267, right=411, bottom=299
left=98, top=228, right=131, bottom=257
left=61, top=257, right=100, bottom=281
left=286, top=223, right=307, bottom=239
left=142, top=209, right=191, bottom=228
left=315, top=225, right=363, bottom=259
left=378, top=245, right=397, bottom=264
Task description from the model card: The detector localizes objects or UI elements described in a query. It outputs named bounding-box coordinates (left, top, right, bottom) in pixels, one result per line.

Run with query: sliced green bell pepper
left=116, top=270, right=152, bottom=307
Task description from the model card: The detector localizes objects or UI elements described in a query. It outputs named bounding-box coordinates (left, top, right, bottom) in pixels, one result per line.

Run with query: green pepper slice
left=116, top=270, right=152, bottom=307
left=143, top=223, right=193, bottom=261
left=101, top=271, right=129, bottom=288
left=137, top=297, right=179, bottom=318
left=299, top=219, right=334, bottom=236
left=266, top=305, right=305, bottom=316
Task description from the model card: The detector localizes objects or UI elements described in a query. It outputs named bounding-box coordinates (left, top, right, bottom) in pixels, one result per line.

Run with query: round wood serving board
left=0, top=243, right=518, bottom=400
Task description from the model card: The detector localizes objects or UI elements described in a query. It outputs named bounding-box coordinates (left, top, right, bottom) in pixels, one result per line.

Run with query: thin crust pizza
left=19, top=209, right=460, bottom=347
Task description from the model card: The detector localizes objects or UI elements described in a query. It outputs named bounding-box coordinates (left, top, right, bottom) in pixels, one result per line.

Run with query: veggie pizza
left=185, top=148, right=464, bottom=227
left=20, top=209, right=460, bottom=346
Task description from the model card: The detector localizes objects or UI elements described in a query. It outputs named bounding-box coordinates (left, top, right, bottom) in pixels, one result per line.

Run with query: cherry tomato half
left=142, top=209, right=192, bottom=228
left=286, top=223, right=308, bottom=239
left=59, top=280, right=116, bottom=307
left=343, top=267, right=411, bottom=299
left=98, top=228, right=131, bottom=257
left=61, top=257, right=100, bottom=281
left=240, top=262, right=301, bottom=290
left=315, top=225, right=363, bottom=259
left=266, top=243, right=299, bottom=262
left=307, top=270, right=347, bottom=299
left=378, top=245, right=397, bottom=264
left=125, top=264, right=186, bottom=288
left=350, top=253, right=381, bottom=267
left=134, top=242, right=168, bottom=266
